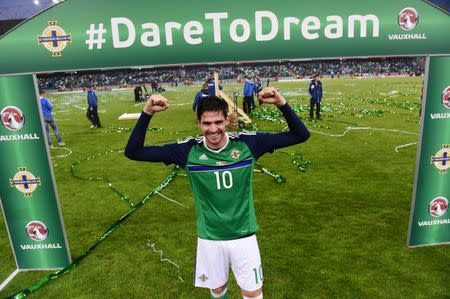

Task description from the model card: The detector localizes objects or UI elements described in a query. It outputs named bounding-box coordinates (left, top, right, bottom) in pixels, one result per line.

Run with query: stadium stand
left=37, top=57, right=425, bottom=91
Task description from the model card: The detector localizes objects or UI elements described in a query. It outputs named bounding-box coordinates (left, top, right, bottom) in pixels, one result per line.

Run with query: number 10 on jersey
left=214, top=171, right=233, bottom=190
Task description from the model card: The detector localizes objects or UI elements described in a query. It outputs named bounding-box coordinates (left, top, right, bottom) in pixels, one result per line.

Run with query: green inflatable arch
left=0, top=0, right=449, bottom=296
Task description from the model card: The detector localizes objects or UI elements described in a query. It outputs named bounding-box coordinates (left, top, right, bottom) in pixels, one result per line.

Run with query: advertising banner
left=408, top=56, right=450, bottom=247
left=0, top=75, right=71, bottom=269
left=0, top=0, right=449, bottom=75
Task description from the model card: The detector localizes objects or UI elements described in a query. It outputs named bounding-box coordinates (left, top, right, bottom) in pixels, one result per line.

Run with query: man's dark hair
left=196, top=96, right=228, bottom=120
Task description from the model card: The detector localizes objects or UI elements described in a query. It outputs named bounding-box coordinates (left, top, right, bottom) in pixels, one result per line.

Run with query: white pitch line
left=395, top=142, right=418, bottom=152
left=309, top=126, right=418, bottom=137
left=0, top=268, right=19, bottom=291
left=155, top=191, right=188, bottom=208
left=172, top=102, right=191, bottom=106
left=147, top=240, right=184, bottom=283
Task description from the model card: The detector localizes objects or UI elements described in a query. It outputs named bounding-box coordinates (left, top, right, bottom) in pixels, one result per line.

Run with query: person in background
left=193, top=83, right=210, bottom=111
left=243, top=76, right=255, bottom=114
left=255, top=76, right=263, bottom=94
left=206, top=74, right=223, bottom=96
left=87, top=85, right=102, bottom=128
left=39, top=89, right=65, bottom=147
left=151, top=81, right=158, bottom=93
left=134, top=84, right=144, bottom=102
left=254, top=75, right=263, bottom=106
left=308, top=74, right=323, bottom=120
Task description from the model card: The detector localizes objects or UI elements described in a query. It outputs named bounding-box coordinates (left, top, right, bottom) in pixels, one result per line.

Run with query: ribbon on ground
left=7, top=166, right=179, bottom=299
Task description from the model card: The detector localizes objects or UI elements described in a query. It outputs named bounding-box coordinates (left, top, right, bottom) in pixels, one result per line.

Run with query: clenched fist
left=257, top=87, right=287, bottom=107
left=143, top=94, right=170, bottom=115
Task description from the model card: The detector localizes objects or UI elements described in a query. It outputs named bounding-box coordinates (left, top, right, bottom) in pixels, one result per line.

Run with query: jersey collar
left=203, top=133, right=229, bottom=153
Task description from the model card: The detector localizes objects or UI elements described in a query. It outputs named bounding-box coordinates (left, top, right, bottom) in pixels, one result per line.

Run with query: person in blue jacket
left=243, top=76, right=255, bottom=114
left=206, top=74, right=222, bottom=96
left=193, top=83, right=210, bottom=111
left=308, top=74, right=323, bottom=120
left=39, top=89, right=65, bottom=147
left=254, top=76, right=263, bottom=106
left=86, top=85, right=102, bottom=128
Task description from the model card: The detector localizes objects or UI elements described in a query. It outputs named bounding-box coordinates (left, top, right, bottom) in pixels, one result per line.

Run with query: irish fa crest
left=26, top=221, right=48, bottom=241
left=231, top=149, right=241, bottom=159
left=428, top=197, right=448, bottom=218
left=1, top=106, right=25, bottom=131
left=10, top=167, right=41, bottom=197
left=442, top=86, right=450, bottom=109
left=38, top=21, right=71, bottom=57
left=431, top=145, right=450, bottom=173
left=398, top=8, right=419, bottom=31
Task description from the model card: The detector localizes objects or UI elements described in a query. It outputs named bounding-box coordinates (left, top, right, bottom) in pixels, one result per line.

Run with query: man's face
left=198, top=110, right=229, bottom=150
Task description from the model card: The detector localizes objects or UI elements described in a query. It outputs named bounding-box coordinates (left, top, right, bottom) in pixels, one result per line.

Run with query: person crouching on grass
left=125, top=87, right=310, bottom=299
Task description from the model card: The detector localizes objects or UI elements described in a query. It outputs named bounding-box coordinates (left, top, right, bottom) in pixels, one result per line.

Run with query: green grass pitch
left=1, top=76, right=449, bottom=298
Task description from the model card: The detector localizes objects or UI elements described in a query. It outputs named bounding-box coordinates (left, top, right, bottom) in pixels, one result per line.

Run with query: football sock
left=243, top=293, right=263, bottom=299
left=210, top=288, right=229, bottom=299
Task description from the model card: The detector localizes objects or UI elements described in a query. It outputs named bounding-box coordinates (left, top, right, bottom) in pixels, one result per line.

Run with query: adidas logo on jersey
left=199, top=153, right=208, bottom=160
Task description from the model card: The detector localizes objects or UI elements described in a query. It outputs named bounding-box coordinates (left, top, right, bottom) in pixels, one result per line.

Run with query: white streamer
left=395, top=142, right=418, bottom=152
left=155, top=191, right=188, bottom=208
left=51, top=147, right=73, bottom=158
left=309, top=126, right=418, bottom=137
left=305, top=126, right=419, bottom=153
left=147, top=239, right=184, bottom=283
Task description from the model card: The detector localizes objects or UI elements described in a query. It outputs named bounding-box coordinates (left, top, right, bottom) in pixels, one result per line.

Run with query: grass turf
left=2, top=76, right=449, bottom=298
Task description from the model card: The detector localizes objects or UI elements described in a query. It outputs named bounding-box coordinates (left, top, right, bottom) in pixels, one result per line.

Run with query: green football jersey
left=186, top=134, right=257, bottom=240
left=125, top=105, right=310, bottom=241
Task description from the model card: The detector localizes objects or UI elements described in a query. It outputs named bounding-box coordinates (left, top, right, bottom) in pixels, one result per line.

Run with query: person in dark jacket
left=255, top=76, right=263, bottom=96
left=243, top=76, right=255, bottom=114
left=192, top=83, right=209, bottom=111
left=206, top=75, right=222, bottom=96
left=308, top=74, right=323, bottom=120
left=134, top=84, right=143, bottom=102
left=86, top=85, right=102, bottom=128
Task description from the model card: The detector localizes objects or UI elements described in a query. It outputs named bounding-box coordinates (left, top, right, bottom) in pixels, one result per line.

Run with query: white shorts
left=194, top=234, right=264, bottom=291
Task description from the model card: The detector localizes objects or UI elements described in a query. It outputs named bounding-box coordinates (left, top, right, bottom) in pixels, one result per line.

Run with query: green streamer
left=7, top=166, right=179, bottom=299
left=97, top=126, right=164, bottom=134
left=5, top=116, right=313, bottom=297
left=70, top=148, right=134, bottom=207
left=278, top=151, right=312, bottom=172
left=255, top=163, right=286, bottom=183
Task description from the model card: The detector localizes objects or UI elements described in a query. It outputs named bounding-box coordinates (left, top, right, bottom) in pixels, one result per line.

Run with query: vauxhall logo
left=429, top=86, right=450, bottom=120
left=398, top=7, right=419, bottom=30
left=0, top=105, right=40, bottom=142
left=388, top=7, right=426, bottom=41
left=1, top=106, right=24, bottom=131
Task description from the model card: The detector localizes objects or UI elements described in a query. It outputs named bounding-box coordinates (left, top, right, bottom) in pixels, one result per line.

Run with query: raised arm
left=245, top=87, right=310, bottom=159
left=124, top=94, right=170, bottom=162
left=258, top=87, right=309, bottom=137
